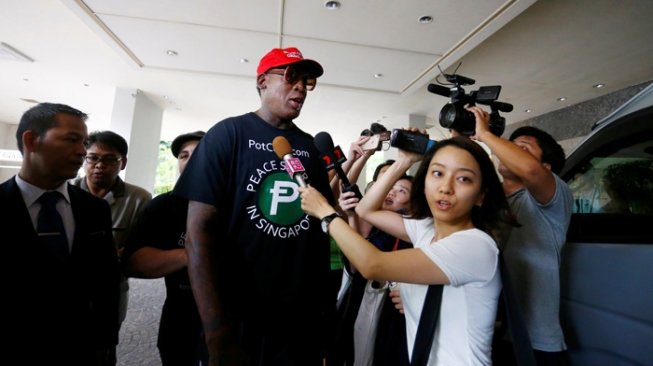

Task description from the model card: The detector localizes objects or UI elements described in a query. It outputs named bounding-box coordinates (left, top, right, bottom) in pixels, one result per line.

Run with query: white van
left=559, top=83, right=653, bottom=365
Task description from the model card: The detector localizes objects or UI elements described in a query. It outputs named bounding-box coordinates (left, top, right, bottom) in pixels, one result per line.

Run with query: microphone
left=314, top=132, right=363, bottom=199
left=490, top=101, right=514, bottom=113
left=427, top=83, right=452, bottom=97
left=272, top=136, right=308, bottom=187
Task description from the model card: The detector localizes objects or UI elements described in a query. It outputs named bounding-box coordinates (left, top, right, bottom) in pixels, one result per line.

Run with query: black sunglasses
left=266, top=66, right=317, bottom=91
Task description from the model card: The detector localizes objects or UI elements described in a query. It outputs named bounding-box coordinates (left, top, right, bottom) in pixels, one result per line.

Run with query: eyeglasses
left=266, top=66, right=317, bottom=91
left=84, top=155, right=123, bottom=165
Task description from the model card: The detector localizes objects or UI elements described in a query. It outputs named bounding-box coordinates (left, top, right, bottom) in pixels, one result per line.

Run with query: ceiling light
left=324, top=1, right=341, bottom=10
left=557, top=97, right=567, bottom=101
left=0, top=42, right=34, bottom=63
left=418, top=15, right=433, bottom=24
left=240, top=58, right=249, bottom=63
left=593, top=83, right=605, bottom=89
left=83, top=83, right=90, bottom=87
left=525, top=109, right=532, bottom=113
left=166, top=50, right=178, bottom=56
left=373, top=73, right=383, bottom=79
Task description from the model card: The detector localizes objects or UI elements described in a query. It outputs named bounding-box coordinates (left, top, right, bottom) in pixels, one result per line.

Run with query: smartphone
left=361, top=131, right=391, bottom=151
left=361, top=134, right=381, bottom=151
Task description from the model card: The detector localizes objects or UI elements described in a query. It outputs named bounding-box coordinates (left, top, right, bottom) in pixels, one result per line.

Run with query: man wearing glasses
left=174, top=47, right=335, bottom=365
left=72, top=130, right=151, bottom=365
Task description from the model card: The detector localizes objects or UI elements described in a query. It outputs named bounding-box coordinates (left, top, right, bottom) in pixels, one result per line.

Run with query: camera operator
left=463, top=106, right=572, bottom=366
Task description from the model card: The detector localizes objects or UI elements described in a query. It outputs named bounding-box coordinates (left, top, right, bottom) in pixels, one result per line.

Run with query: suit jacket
left=0, top=177, right=120, bottom=366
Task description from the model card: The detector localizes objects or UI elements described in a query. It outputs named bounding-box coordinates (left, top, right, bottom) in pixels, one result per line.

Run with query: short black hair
left=509, top=126, right=566, bottom=174
left=87, top=130, right=128, bottom=156
left=16, top=102, right=87, bottom=153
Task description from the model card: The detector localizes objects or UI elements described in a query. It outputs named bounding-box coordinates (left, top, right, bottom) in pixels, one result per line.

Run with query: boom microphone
left=427, top=83, right=452, bottom=98
left=272, top=136, right=308, bottom=187
left=314, top=132, right=362, bottom=199
left=490, top=101, right=514, bottom=113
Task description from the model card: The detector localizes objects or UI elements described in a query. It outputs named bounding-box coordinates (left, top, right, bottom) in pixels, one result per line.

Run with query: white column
left=110, top=88, right=162, bottom=193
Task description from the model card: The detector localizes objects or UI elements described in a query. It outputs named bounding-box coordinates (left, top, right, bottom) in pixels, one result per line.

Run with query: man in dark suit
left=0, top=103, right=120, bottom=365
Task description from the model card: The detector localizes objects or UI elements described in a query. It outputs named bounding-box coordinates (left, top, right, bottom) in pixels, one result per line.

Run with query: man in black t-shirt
left=122, top=131, right=205, bottom=365
left=174, top=47, right=334, bottom=366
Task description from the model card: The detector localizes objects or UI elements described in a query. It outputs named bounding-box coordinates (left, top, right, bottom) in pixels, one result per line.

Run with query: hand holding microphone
left=314, top=132, right=363, bottom=200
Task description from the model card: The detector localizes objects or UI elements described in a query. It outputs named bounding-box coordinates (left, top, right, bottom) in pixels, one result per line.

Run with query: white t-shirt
left=402, top=217, right=501, bottom=366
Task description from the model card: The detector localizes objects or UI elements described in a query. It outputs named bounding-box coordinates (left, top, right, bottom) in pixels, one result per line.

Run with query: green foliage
left=154, top=140, right=177, bottom=196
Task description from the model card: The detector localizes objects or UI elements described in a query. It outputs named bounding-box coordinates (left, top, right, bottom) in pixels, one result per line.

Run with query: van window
left=568, top=138, right=653, bottom=215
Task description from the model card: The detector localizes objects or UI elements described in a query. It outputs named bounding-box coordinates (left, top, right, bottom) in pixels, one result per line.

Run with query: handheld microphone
left=272, top=136, right=308, bottom=187
left=314, top=132, right=363, bottom=199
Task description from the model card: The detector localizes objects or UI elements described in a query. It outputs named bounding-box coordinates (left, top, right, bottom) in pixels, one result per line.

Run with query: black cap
left=171, top=131, right=205, bottom=158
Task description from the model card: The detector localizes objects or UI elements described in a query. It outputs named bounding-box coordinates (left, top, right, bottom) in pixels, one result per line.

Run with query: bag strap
left=498, top=252, right=537, bottom=366
left=410, top=284, right=443, bottom=366
left=392, top=237, right=401, bottom=251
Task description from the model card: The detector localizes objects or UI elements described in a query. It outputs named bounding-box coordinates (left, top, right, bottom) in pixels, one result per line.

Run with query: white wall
left=0, top=122, right=21, bottom=182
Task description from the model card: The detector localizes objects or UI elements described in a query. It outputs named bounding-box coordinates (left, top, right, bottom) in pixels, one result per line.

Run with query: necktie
left=37, top=191, right=69, bottom=260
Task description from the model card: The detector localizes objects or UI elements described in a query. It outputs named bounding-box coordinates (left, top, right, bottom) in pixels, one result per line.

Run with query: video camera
left=428, top=73, right=513, bottom=136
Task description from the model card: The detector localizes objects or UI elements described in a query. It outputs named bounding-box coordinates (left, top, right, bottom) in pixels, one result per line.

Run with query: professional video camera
left=428, top=72, right=513, bottom=136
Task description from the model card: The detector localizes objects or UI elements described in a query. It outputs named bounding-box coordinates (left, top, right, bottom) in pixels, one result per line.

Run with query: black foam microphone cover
left=314, top=131, right=335, bottom=154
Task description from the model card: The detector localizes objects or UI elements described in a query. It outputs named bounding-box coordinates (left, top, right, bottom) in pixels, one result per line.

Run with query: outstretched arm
left=329, top=135, right=372, bottom=200
left=468, top=106, right=557, bottom=203
left=300, top=186, right=448, bottom=285
left=123, top=247, right=187, bottom=278
left=355, top=146, right=422, bottom=242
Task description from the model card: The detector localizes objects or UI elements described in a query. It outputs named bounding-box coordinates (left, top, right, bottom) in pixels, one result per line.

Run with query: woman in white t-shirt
left=299, top=136, right=517, bottom=365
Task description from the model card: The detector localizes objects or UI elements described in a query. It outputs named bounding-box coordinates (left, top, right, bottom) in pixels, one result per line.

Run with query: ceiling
left=1, top=0, right=653, bottom=148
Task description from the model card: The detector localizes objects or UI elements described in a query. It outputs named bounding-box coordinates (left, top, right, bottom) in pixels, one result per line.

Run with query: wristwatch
left=320, top=212, right=341, bottom=234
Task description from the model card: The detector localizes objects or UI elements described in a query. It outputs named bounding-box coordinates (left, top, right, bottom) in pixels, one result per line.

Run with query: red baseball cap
left=256, top=47, right=324, bottom=77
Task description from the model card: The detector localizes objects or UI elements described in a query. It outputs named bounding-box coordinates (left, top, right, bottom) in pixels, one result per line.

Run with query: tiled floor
left=117, top=278, right=165, bottom=366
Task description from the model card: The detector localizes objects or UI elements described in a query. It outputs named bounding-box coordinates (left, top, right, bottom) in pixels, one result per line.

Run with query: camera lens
left=438, top=103, right=476, bottom=135
left=439, top=104, right=457, bottom=128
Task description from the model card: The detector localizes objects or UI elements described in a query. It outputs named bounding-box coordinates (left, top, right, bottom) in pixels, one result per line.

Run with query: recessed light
left=22, top=78, right=29, bottom=82
left=418, top=15, right=433, bottom=24
left=525, top=109, right=532, bottom=113
left=83, top=83, right=90, bottom=87
left=373, top=73, right=383, bottom=79
left=593, top=83, right=605, bottom=89
left=240, top=58, right=249, bottom=63
left=557, top=97, right=567, bottom=102
left=324, top=1, right=340, bottom=10
left=166, top=50, right=178, bottom=56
